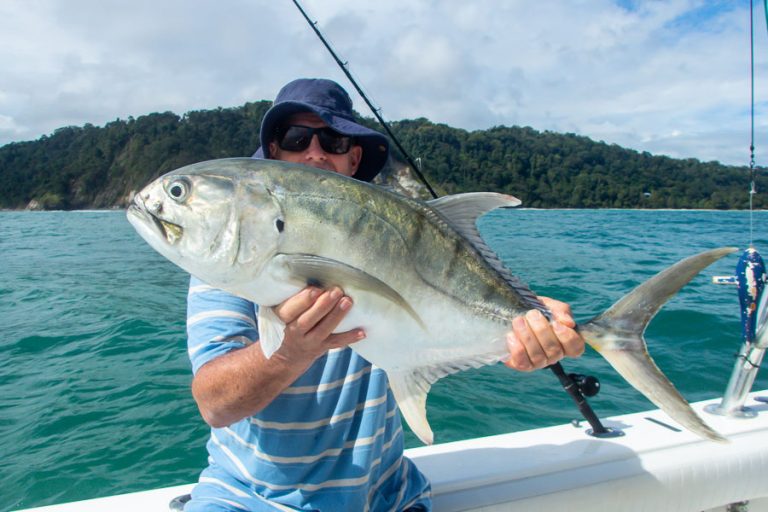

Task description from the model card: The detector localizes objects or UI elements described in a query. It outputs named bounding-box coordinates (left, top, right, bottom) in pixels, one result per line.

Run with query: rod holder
left=707, top=247, right=767, bottom=418
left=706, top=343, right=766, bottom=418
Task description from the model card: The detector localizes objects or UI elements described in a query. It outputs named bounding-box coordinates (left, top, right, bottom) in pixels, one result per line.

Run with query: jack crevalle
left=127, top=157, right=732, bottom=444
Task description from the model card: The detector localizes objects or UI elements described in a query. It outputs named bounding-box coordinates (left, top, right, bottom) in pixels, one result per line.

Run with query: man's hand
left=271, top=286, right=366, bottom=364
left=504, top=297, right=584, bottom=371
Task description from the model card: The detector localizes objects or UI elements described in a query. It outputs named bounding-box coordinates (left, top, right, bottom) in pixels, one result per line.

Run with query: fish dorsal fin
left=278, top=254, right=426, bottom=330
left=257, top=306, right=286, bottom=359
left=387, top=352, right=505, bottom=445
left=427, top=192, right=521, bottom=242
left=427, top=193, right=547, bottom=313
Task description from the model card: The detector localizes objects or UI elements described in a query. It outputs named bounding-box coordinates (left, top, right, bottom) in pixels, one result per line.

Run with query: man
left=184, top=78, right=584, bottom=511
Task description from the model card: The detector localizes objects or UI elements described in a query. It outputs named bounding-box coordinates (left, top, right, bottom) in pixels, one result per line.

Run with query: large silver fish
left=127, top=157, right=732, bottom=444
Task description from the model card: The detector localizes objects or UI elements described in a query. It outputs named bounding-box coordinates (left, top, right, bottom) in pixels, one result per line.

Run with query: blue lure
left=736, top=247, right=767, bottom=344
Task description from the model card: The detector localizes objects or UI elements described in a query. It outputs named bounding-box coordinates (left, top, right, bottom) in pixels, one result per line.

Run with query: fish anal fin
left=257, top=306, right=285, bottom=359
left=389, top=371, right=434, bottom=445
left=387, top=354, right=505, bottom=445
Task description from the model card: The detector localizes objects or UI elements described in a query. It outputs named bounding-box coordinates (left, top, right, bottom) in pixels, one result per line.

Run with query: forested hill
left=0, top=100, right=764, bottom=210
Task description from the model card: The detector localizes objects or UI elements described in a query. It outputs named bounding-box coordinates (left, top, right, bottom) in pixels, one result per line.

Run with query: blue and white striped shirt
left=186, top=277, right=432, bottom=511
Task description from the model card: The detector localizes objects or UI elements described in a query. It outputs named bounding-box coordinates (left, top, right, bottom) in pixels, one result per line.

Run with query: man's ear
left=267, top=141, right=279, bottom=159
left=349, top=145, right=363, bottom=173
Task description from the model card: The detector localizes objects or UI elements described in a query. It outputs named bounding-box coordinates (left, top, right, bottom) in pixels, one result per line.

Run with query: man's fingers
left=524, top=309, right=564, bottom=365
left=305, top=293, right=353, bottom=340
left=505, top=320, right=534, bottom=372
left=305, top=291, right=365, bottom=348
left=505, top=296, right=586, bottom=372
left=505, top=309, right=583, bottom=371
left=294, top=287, right=344, bottom=333
left=539, top=296, right=576, bottom=328
left=553, top=321, right=585, bottom=357
left=506, top=315, right=547, bottom=371
left=273, top=286, right=322, bottom=324
left=325, top=328, right=367, bottom=350
left=273, top=286, right=364, bottom=363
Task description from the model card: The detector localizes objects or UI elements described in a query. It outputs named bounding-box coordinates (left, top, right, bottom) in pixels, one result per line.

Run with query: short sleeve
left=186, top=276, right=259, bottom=374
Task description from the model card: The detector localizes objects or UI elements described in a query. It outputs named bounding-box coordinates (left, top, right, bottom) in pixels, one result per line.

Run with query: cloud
left=0, top=0, right=764, bottom=166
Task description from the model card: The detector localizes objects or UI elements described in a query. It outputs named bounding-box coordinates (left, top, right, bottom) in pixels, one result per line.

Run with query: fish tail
left=580, top=247, right=737, bottom=443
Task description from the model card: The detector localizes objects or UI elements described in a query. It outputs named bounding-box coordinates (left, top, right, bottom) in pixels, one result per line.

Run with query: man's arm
left=191, top=286, right=364, bottom=428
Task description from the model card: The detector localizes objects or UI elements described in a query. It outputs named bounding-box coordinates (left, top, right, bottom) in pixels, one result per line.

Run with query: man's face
left=269, top=112, right=363, bottom=177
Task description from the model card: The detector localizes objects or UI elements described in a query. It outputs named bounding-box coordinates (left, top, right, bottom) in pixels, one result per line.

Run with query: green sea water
left=2, top=208, right=767, bottom=511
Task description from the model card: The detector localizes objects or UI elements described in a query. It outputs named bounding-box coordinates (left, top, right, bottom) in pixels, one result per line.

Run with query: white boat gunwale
left=15, top=390, right=768, bottom=512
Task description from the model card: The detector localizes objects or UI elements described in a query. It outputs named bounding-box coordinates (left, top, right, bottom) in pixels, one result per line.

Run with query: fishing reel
left=568, top=373, right=601, bottom=397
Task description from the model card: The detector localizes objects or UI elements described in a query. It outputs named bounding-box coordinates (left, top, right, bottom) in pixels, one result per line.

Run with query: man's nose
left=303, top=135, right=327, bottom=160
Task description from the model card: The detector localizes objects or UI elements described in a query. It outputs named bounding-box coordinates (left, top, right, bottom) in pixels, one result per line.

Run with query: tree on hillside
left=0, top=103, right=764, bottom=210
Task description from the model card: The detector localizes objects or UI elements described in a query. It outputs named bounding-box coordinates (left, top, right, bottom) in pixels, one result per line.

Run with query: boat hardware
left=168, top=493, right=190, bottom=511
left=726, top=501, right=750, bottom=512
left=568, top=373, right=601, bottom=397
left=644, top=416, right=682, bottom=432
left=550, top=363, right=620, bottom=438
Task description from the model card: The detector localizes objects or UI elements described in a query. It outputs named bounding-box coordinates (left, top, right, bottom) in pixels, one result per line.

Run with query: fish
left=127, top=157, right=733, bottom=445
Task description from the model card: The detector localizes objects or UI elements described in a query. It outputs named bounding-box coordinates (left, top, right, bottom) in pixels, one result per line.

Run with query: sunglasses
left=275, top=125, right=355, bottom=155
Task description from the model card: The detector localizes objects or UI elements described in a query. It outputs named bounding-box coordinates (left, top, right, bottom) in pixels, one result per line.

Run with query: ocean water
left=2, top=208, right=768, bottom=511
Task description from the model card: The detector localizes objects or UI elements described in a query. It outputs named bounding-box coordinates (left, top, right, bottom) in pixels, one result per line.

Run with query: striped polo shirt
left=186, top=276, right=432, bottom=511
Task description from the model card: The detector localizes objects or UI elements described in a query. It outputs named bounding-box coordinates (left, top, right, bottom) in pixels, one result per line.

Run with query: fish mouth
left=128, top=200, right=183, bottom=245
left=154, top=215, right=183, bottom=244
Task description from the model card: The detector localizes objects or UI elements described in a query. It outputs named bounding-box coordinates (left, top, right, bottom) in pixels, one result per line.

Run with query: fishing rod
left=291, top=0, right=614, bottom=437
left=291, top=0, right=438, bottom=199
left=749, top=0, right=759, bottom=245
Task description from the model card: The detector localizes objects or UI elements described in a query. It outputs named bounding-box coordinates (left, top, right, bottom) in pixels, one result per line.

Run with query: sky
left=0, top=0, right=766, bottom=167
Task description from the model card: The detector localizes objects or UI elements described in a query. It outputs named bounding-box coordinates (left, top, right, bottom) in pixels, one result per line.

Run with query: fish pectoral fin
left=279, top=253, right=426, bottom=330
left=388, top=371, right=434, bottom=445
left=257, top=306, right=286, bottom=359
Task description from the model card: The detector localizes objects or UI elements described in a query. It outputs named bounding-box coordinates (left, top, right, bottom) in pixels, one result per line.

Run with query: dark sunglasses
left=275, top=125, right=355, bottom=155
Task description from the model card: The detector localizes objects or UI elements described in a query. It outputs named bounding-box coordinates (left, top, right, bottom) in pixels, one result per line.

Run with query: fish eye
left=167, top=179, right=189, bottom=202
left=275, top=219, right=285, bottom=233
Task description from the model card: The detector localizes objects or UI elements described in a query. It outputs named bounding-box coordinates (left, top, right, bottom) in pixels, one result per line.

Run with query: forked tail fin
left=580, top=247, right=737, bottom=443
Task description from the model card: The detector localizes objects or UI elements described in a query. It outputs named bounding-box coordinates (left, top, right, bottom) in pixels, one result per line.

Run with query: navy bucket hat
left=257, top=78, right=390, bottom=182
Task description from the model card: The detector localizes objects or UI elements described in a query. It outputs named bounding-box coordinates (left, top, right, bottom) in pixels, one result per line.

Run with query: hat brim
left=259, top=101, right=389, bottom=182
